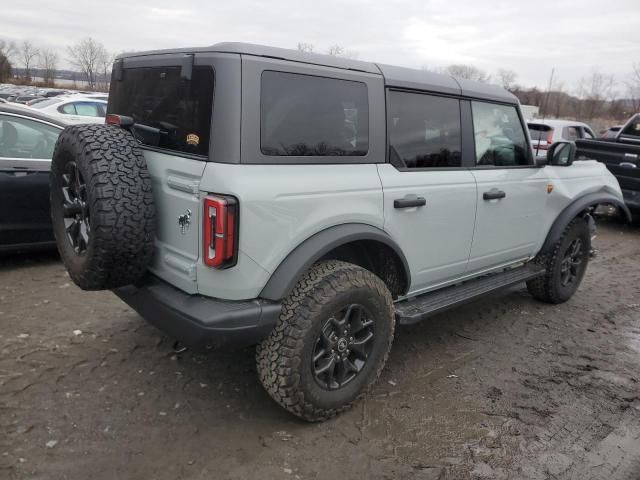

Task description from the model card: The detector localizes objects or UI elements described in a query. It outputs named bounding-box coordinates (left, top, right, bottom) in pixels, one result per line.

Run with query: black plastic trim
left=114, top=275, right=281, bottom=349
left=259, top=223, right=411, bottom=301
left=541, top=191, right=632, bottom=254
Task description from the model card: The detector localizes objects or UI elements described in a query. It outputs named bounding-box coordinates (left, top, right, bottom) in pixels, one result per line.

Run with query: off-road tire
left=256, top=260, right=395, bottom=422
left=50, top=124, right=155, bottom=290
left=526, top=218, right=591, bottom=304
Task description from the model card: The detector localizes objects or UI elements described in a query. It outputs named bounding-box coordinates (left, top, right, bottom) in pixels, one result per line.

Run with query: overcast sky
left=3, top=0, right=639, bottom=91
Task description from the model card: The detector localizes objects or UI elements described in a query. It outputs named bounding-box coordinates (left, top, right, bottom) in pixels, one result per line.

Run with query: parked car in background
left=0, top=104, right=65, bottom=252
left=13, top=95, right=44, bottom=105
left=25, top=97, right=50, bottom=107
left=576, top=113, right=640, bottom=216
left=30, top=96, right=107, bottom=124
left=528, top=120, right=596, bottom=159
left=600, top=125, right=622, bottom=138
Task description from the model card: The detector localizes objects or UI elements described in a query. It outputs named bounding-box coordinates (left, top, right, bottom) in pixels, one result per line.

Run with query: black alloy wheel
left=312, top=304, right=375, bottom=390
left=61, top=161, right=90, bottom=254
left=559, top=238, right=583, bottom=287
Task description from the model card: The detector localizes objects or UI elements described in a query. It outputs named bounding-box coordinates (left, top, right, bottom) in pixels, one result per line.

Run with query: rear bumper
left=622, top=188, right=640, bottom=212
left=113, top=275, right=281, bottom=349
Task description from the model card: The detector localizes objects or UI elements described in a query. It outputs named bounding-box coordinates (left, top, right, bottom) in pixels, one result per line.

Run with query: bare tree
left=67, top=37, right=109, bottom=90
left=297, top=42, right=314, bottom=53
left=39, top=48, right=58, bottom=86
left=445, top=64, right=491, bottom=83
left=327, top=44, right=345, bottom=57
left=0, top=39, right=17, bottom=83
left=627, top=62, right=640, bottom=113
left=97, top=51, right=115, bottom=92
left=576, top=70, right=615, bottom=120
left=20, top=40, right=40, bottom=81
left=496, top=69, right=517, bottom=91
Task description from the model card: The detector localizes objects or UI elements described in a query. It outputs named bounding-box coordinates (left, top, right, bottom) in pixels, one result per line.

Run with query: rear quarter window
left=528, top=124, right=552, bottom=141
left=260, top=71, right=369, bottom=156
left=108, top=66, right=214, bottom=157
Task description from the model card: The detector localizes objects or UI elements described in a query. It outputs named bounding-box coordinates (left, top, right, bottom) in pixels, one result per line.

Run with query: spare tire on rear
left=50, top=124, right=155, bottom=290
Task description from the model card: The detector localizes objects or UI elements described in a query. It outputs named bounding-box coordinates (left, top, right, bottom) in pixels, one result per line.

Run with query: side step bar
left=395, top=264, right=545, bottom=325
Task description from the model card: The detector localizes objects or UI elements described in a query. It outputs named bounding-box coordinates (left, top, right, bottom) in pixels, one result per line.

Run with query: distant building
left=520, top=105, right=539, bottom=120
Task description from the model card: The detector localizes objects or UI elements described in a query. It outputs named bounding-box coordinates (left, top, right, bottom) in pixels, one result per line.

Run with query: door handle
left=619, top=162, right=637, bottom=169
left=394, top=196, right=426, bottom=209
left=483, top=189, right=506, bottom=200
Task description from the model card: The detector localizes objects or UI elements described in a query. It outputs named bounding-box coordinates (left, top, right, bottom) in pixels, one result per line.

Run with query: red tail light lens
left=105, top=114, right=121, bottom=125
left=203, top=195, right=238, bottom=268
left=546, top=129, right=554, bottom=145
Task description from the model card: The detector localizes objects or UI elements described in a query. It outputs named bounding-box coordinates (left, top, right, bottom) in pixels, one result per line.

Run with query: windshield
left=108, top=66, right=214, bottom=157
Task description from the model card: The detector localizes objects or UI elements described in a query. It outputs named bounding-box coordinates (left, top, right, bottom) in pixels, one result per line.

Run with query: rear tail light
left=203, top=195, right=238, bottom=268
left=536, top=129, right=554, bottom=150
left=543, top=129, right=554, bottom=147
left=105, top=114, right=134, bottom=128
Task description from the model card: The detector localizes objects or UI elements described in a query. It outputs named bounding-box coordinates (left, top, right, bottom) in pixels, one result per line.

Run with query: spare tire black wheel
left=50, top=124, right=155, bottom=290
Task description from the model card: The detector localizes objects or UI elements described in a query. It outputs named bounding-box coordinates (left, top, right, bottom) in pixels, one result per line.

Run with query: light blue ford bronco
left=49, top=43, right=631, bottom=421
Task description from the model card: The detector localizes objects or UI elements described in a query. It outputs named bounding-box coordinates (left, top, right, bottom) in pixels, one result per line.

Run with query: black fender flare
left=259, top=223, right=411, bottom=301
left=540, top=191, right=631, bottom=254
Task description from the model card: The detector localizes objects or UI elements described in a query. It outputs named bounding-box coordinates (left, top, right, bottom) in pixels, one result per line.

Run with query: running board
left=395, top=264, right=545, bottom=325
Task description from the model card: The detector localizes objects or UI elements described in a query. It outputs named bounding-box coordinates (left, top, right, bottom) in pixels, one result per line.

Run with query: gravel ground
left=1, top=218, right=639, bottom=480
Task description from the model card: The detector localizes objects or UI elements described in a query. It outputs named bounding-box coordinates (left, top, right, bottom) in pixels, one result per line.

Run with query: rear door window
left=108, top=66, right=214, bottom=157
left=387, top=91, right=461, bottom=168
left=260, top=71, right=368, bottom=156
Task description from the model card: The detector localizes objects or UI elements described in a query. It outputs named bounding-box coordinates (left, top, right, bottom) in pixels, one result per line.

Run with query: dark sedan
left=0, top=104, right=66, bottom=252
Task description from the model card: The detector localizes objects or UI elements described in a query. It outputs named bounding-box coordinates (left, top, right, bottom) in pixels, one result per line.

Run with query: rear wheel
left=527, top=218, right=591, bottom=304
left=256, top=260, right=395, bottom=422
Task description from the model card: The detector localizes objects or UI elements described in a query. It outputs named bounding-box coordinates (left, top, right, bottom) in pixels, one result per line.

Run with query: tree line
left=0, top=37, right=113, bottom=91
left=1, top=37, right=638, bottom=124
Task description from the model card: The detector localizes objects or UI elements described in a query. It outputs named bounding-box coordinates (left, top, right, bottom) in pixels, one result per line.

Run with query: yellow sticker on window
left=186, top=133, right=200, bottom=146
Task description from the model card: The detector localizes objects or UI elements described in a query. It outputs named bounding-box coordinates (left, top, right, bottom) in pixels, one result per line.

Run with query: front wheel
left=527, top=218, right=591, bottom=304
left=256, top=260, right=395, bottom=422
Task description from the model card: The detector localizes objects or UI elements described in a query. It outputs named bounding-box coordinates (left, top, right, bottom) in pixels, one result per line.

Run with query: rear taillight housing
left=203, top=195, right=238, bottom=268
left=545, top=129, right=554, bottom=146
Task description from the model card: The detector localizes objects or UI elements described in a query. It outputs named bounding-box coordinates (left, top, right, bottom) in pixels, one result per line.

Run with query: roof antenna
left=536, top=67, right=555, bottom=160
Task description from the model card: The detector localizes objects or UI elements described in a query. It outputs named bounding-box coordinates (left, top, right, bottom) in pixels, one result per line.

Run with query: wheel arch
left=259, top=223, right=411, bottom=301
left=540, top=191, right=631, bottom=255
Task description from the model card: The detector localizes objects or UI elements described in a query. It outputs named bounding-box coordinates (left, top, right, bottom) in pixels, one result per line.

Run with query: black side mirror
left=535, top=156, right=548, bottom=167
left=547, top=141, right=576, bottom=166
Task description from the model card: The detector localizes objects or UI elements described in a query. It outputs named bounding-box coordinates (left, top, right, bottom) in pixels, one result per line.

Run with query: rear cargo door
left=107, top=55, right=217, bottom=293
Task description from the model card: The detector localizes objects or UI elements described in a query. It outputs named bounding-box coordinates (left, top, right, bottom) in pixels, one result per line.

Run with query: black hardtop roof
left=118, top=42, right=518, bottom=105
left=0, top=104, right=67, bottom=127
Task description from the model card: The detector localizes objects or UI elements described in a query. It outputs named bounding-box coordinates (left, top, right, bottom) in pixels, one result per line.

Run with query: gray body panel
left=108, top=42, right=624, bottom=307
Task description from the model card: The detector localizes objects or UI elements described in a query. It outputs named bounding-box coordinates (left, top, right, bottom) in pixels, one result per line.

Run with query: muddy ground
left=1, top=218, right=639, bottom=480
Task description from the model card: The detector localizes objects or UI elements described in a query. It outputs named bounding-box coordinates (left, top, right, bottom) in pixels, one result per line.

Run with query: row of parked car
left=0, top=80, right=637, bottom=253
left=0, top=84, right=108, bottom=125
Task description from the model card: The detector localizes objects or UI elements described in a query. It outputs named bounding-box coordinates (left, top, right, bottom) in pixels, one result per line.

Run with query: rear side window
left=260, top=71, right=368, bottom=156
left=621, top=117, right=640, bottom=138
left=528, top=124, right=552, bottom=141
left=108, top=66, right=214, bottom=157
left=387, top=91, right=461, bottom=168
left=472, top=101, right=529, bottom=166
left=562, top=126, right=580, bottom=141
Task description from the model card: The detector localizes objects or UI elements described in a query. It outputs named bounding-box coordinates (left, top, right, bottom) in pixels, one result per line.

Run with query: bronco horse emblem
left=177, top=209, right=192, bottom=234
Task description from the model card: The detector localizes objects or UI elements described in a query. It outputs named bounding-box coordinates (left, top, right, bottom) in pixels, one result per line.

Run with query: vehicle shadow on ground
left=0, top=248, right=60, bottom=272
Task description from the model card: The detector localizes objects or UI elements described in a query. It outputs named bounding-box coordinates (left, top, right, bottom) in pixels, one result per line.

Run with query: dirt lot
left=1, top=218, right=639, bottom=480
